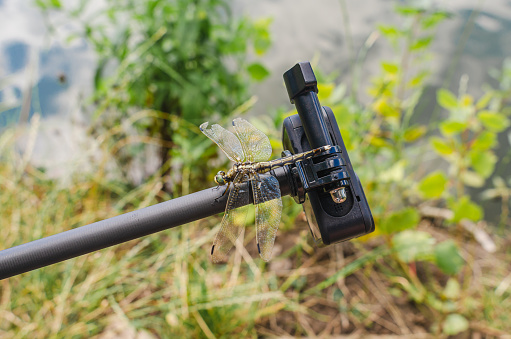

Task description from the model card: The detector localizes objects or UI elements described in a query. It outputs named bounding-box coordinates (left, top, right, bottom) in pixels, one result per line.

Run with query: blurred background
left=1, top=0, right=510, bottom=338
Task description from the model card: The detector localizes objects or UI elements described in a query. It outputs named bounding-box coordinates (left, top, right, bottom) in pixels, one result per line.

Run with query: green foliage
left=437, top=88, right=458, bottom=110
left=392, top=230, right=435, bottom=262
left=430, top=75, right=511, bottom=194
left=380, top=208, right=420, bottom=234
left=478, top=111, right=510, bottom=132
left=246, top=63, right=270, bottom=81
left=232, top=4, right=511, bottom=336
left=442, top=278, right=461, bottom=299
left=430, top=136, right=454, bottom=155
left=35, top=0, right=61, bottom=9
left=450, top=196, right=483, bottom=223
left=443, top=313, right=469, bottom=335
left=434, top=241, right=464, bottom=275
left=470, top=149, right=497, bottom=178
left=295, top=4, right=511, bottom=335
left=418, top=171, right=447, bottom=199
left=42, top=0, right=272, bottom=193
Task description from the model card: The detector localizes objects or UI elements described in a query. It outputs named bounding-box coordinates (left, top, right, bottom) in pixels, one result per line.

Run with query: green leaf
left=469, top=150, right=497, bottom=178
left=443, top=314, right=469, bottom=335
left=437, top=89, right=458, bottom=110
left=382, top=62, right=399, bottom=75
left=403, top=125, right=426, bottom=142
left=50, top=0, right=62, bottom=8
left=430, top=136, right=454, bottom=155
left=477, top=111, right=510, bottom=132
left=246, top=63, right=270, bottom=81
left=421, top=11, right=450, bottom=29
left=369, top=136, right=391, bottom=148
left=392, top=230, right=435, bottom=263
left=378, top=160, right=406, bottom=183
left=378, top=25, right=401, bottom=39
left=460, top=170, right=485, bottom=188
left=450, top=196, right=483, bottom=223
left=426, top=294, right=444, bottom=311
left=471, top=131, right=497, bottom=151
left=395, top=6, right=424, bottom=16
left=475, top=91, right=493, bottom=109
left=380, top=208, right=420, bottom=234
left=253, top=18, right=272, bottom=55
left=373, top=99, right=400, bottom=118
left=317, top=83, right=334, bottom=101
left=410, top=36, right=433, bottom=51
left=35, top=0, right=47, bottom=9
left=439, top=121, right=467, bottom=135
left=435, top=241, right=465, bottom=275
left=443, top=278, right=461, bottom=299
left=418, top=171, right=448, bottom=199
left=407, top=71, right=428, bottom=88
left=329, top=84, right=347, bottom=103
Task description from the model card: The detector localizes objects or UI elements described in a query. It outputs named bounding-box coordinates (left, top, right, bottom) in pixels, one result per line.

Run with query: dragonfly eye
left=214, top=171, right=226, bottom=185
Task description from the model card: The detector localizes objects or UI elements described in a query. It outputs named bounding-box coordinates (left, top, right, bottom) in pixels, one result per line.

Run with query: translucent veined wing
left=232, top=118, right=272, bottom=163
left=211, top=172, right=250, bottom=263
left=200, top=121, right=245, bottom=163
left=251, top=173, right=282, bottom=261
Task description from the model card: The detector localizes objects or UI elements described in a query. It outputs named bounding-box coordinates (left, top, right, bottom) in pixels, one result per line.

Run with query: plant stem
left=338, top=0, right=355, bottom=67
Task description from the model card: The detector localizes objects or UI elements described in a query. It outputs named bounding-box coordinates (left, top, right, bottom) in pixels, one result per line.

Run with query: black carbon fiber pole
left=0, top=167, right=292, bottom=280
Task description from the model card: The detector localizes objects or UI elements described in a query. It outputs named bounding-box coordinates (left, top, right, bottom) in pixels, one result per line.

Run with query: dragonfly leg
left=252, top=172, right=262, bottom=253
left=220, top=181, right=231, bottom=197
left=212, top=181, right=232, bottom=256
left=213, top=181, right=231, bottom=203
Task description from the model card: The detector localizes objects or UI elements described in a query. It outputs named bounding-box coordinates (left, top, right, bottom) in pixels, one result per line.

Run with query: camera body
left=282, top=62, right=374, bottom=246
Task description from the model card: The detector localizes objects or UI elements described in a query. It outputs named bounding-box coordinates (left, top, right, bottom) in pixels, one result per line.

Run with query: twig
left=495, top=271, right=511, bottom=297
left=470, top=321, right=511, bottom=338
left=356, top=271, right=411, bottom=335
left=419, top=206, right=496, bottom=253
left=191, top=310, right=216, bottom=339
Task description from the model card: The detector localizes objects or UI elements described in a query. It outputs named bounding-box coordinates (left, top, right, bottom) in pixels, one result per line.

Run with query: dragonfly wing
left=232, top=118, right=272, bottom=162
left=251, top=173, right=282, bottom=261
left=200, top=121, right=245, bottom=163
left=211, top=172, right=250, bottom=262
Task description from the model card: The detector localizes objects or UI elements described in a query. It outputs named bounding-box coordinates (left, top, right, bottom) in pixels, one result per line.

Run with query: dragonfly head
left=214, top=171, right=227, bottom=185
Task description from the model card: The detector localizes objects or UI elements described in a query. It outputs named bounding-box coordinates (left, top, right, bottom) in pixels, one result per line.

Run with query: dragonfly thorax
left=220, top=163, right=258, bottom=184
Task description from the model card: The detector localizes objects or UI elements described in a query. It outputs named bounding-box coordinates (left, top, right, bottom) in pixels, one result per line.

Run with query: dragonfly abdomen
left=254, top=145, right=331, bottom=173
left=221, top=145, right=331, bottom=182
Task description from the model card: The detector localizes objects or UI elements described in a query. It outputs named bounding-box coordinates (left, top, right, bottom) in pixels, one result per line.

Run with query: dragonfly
left=200, top=118, right=331, bottom=262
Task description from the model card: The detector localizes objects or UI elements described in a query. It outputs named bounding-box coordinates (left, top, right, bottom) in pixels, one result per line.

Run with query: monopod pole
left=0, top=167, right=291, bottom=280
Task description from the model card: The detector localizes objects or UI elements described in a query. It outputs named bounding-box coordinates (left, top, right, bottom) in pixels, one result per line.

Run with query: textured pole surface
left=0, top=186, right=229, bottom=279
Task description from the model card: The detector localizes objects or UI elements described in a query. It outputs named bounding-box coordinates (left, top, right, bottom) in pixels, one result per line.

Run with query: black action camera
left=281, top=62, right=374, bottom=246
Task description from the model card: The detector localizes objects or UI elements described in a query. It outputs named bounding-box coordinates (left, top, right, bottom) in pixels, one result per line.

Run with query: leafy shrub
left=38, top=0, right=272, bottom=194
left=275, top=4, right=511, bottom=335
